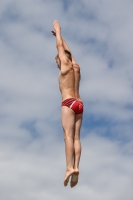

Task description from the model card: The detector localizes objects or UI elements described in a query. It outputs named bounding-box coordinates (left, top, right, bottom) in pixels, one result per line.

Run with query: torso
left=59, top=64, right=82, bottom=101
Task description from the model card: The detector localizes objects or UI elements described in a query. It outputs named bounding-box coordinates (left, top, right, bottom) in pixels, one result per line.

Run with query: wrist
left=55, top=27, right=60, bottom=32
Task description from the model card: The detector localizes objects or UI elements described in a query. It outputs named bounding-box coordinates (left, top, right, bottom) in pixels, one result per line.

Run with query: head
left=55, top=50, right=72, bottom=69
left=64, top=50, right=72, bottom=62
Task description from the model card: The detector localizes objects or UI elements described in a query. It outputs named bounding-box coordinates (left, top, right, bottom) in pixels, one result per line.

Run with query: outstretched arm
left=53, top=20, right=67, bottom=63
left=51, top=30, right=78, bottom=66
left=53, top=20, right=71, bottom=74
left=62, top=38, right=77, bottom=65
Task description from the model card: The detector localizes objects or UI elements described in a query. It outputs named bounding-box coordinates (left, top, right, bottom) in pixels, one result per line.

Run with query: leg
left=74, top=114, right=82, bottom=170
left=71, top=114, right=83, bottom=188
left=61, top=106, right=75, bottom=186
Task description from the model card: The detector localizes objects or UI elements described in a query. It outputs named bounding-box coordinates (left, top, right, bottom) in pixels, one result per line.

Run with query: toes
left=64, top=175, right=70, bottom=186
left=64, top=170, right=75, bottom=187
left=70, top=173, right=79, bottom=188
left=71, top=181, right=77, bottom=188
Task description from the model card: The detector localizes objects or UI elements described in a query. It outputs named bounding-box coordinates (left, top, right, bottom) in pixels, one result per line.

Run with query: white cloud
left=0, top=0, right=133, bottom=199
left=0, top=133, right=132, bottom=200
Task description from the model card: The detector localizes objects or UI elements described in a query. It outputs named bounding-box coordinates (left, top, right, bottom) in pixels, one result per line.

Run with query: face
left=55, top=55, right=61, bottom=69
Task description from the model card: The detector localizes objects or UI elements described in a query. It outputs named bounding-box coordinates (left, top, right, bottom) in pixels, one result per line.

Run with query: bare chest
left=58, top=70, right=75, bottom=91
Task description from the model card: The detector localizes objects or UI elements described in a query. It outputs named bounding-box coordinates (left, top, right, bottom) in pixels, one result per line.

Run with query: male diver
left=51, top=20, right=83, bottom=188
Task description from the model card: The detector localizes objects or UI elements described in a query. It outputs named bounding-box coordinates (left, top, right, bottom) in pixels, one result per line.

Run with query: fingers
left=53, top=20, right=58, bottom=28
left=53, top=20, right=60, bottom=28
left=53, top=20, right=58, bottom=25
left=52, top=20, right=61, bottom=34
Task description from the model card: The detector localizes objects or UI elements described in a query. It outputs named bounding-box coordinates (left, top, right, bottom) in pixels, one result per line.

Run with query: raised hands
left=51, top=20, right=61, bottom=37
left=53, top=20, right=61, bottom=32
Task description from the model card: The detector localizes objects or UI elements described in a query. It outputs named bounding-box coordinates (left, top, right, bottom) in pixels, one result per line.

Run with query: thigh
left=74, top=114, right=83, bottom=139
left=61, top=106, right=75, bottom=134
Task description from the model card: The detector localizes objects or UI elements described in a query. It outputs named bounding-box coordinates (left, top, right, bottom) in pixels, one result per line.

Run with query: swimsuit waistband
left=62, top=98, right=83, bottom=104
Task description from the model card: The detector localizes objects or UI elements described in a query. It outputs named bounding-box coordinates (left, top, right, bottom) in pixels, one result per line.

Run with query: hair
left=56, top=50, right=72, bottom=62
left=64, top=50, right=72, bottom=62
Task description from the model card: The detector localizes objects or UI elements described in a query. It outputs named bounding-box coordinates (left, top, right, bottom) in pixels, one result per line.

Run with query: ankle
left=66, top=167, right=74, bottom=171
left=74, top=167, right=79, bottom=172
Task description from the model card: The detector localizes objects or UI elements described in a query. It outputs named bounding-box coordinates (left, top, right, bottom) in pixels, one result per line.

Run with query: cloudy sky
left=0, top=0, right=133, bottom=199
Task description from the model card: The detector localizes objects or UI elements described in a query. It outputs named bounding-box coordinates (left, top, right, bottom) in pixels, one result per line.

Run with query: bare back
left=73, top=64, right=82, bottom=101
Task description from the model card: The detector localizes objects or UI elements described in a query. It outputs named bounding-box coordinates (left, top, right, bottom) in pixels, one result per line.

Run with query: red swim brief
left=62, top=98, right=84, bottom=115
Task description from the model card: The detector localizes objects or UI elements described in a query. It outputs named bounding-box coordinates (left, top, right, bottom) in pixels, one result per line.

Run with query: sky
left=0, top=0, right=133, bottom=199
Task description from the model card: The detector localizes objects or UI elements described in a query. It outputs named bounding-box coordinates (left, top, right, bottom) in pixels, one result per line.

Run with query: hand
left=53, top=20, right=61, bottom=32
left=51, top=30, right=56, bottom=37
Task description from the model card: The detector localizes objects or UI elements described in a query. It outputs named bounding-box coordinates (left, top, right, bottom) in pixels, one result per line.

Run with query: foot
left=64, top=168, right=75, bottom=187
left=70, top=169, right=79, bottom=188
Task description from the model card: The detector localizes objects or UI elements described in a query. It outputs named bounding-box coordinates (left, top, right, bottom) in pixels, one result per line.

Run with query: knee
left=64, top=131, right=74, bottom=139
left=74, top=134, right=80, bottom=141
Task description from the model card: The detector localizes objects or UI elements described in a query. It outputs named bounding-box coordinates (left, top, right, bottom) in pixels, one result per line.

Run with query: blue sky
left=0, top=0, right=133, bottom=199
